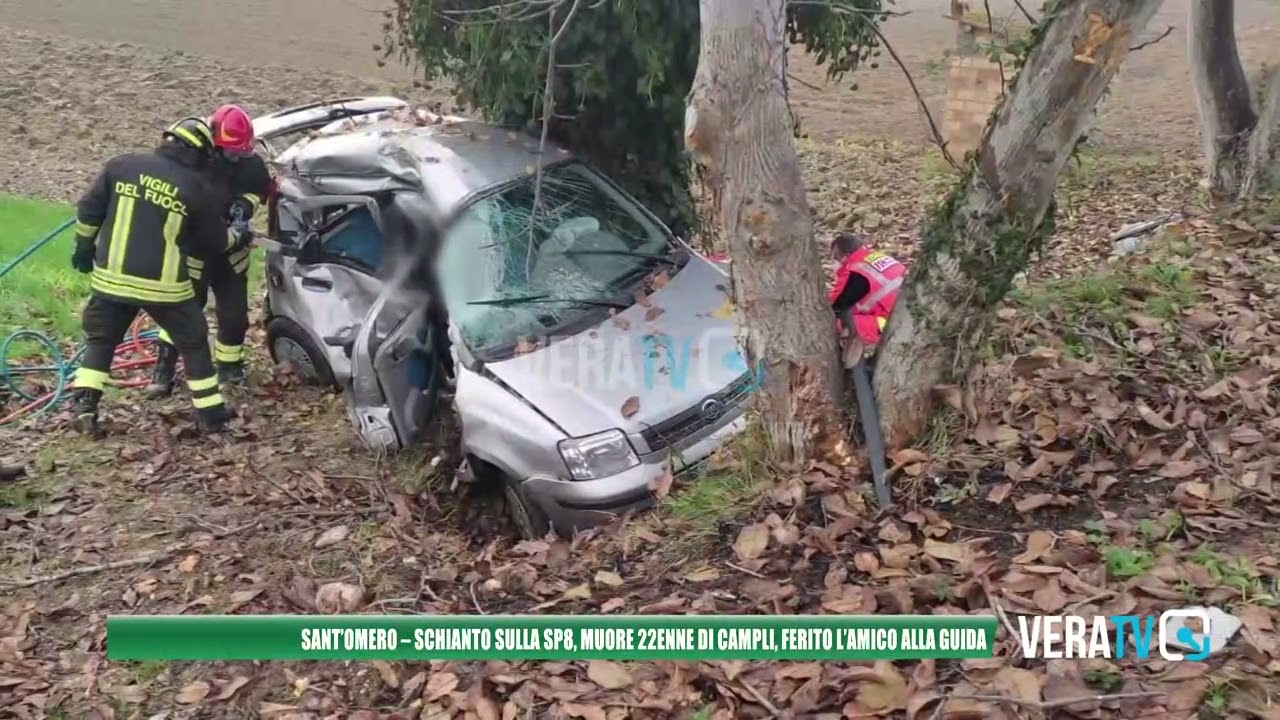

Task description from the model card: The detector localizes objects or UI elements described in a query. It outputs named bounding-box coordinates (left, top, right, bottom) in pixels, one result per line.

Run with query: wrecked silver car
left=254, top=98, right=756, bottom=537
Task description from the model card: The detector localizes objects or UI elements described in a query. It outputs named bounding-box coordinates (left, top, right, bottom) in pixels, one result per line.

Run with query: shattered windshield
left=436, top=162, right=676, bottom=357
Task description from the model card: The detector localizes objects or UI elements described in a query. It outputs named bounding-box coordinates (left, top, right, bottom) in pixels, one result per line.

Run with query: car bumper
left=521, top=409, right=749, bottom=535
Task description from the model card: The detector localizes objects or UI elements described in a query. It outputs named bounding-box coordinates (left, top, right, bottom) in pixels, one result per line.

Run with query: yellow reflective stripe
left=106, top=196, right=135, bottom=273
left=161, top=211, right=183, bottom=284
left=878, top=317, right=888, bottom=329
left=187, top=257, right=205, bottom=270
left=232, top=258, right=250, bottom=275
left=214, top=342, right=243, bottom=362
left=156, top=327, right=173, bottom=344
left=74, top=220, right=99, bottom=236
left=191, top=392, right=225, bottom=409
left=241, top=193, right=263, bottom=213
left=91, top=272, right=194, bottom=303
left=93, top=267, right=191, bottom=293
left=190, top=269, right=203, bottom=281
left=72, top=367, right=111, bottom=390
left=171, top=126, right=204, bottom=149
left=187, top=375, right=219, bottom=392
left=225, top=228, right=238, bottom=251
left=228, top=248, right=250, bottom=265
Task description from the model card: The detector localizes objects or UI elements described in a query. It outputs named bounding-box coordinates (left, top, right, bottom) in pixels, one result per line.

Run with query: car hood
left=484, top=257, right=747, bottom=438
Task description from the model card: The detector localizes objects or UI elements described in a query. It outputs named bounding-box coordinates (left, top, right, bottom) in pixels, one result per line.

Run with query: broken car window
left=436, top=162, right=672, bottom=357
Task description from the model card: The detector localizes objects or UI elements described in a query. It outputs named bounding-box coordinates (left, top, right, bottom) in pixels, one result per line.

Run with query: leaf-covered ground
left=3, top=135, right=1280, bottom=719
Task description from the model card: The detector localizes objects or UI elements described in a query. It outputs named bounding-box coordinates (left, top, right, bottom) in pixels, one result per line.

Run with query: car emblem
left=699, top=398, right=724, bottom=420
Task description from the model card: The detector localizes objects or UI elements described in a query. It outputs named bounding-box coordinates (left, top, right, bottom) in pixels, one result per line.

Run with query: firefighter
left=828, top=232, right=905, bottom=345
left=147, top=104, right=270, bottom=395
left=70, top=117, right=251, bottom=436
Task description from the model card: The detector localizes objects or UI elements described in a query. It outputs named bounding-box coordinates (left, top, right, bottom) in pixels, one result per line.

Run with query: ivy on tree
left=381, top=0, right=893, bottom=236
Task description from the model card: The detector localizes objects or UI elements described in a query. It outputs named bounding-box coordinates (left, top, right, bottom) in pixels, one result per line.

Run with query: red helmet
left=209, top=104, right=255, bottom=156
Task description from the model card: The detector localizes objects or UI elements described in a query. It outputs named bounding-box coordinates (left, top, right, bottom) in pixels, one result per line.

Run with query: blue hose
left=1, top=218, right=83, bottom=421
left=0, top=217, right=74, bottom=282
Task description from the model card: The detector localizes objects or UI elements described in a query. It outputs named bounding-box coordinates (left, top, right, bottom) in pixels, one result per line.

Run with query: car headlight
left=558, top=429, right=639, bottom=481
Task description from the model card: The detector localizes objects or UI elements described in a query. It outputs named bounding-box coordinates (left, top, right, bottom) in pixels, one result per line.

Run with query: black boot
left=196, top=403, right=237, bottom=433
left=217, top=360, right=247, bottom=386
left=145, top=342, right=179, bottom=398
left=74, top=389, right=104, bottom=437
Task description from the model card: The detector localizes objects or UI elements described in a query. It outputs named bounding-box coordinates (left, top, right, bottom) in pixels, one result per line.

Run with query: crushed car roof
left=272, top=108, right=574, bottom=213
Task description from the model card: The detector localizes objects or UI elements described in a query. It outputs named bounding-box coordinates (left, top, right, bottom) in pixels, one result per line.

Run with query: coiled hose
left=1, top=218, right=163, bottom=425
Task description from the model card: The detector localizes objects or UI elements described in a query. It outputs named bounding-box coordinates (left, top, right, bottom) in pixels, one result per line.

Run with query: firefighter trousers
left=73, top=294, right=226, bottom=413
left=156, top=254, right=249, bottom=364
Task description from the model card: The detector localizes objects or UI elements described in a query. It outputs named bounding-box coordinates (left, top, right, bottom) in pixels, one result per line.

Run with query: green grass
left=0, top=193, right=86, bottom=339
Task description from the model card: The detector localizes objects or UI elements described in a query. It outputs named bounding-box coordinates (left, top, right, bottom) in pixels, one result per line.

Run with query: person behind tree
left=828, top=232, right=905, bottom=345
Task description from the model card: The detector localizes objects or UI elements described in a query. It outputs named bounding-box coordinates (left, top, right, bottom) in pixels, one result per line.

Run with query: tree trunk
left=1188, top=0, right=1261, bottom=201
left=872, top=0, right=1165, bottom=449
left=685, top=0, right=843, bottom=464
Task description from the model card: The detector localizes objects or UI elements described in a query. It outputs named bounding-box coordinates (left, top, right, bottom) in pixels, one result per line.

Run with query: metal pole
left=841, top=309, right=893, bottom=509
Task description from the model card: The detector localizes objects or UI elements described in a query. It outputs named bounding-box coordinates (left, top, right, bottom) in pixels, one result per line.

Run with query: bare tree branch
left=1129, top=25, right=1174, bottom=52
left=1010, top=0, right=1037, bottom=24
left=527, top=0, right=584, bottom=259
left=866, top=23, right=961, bottom=170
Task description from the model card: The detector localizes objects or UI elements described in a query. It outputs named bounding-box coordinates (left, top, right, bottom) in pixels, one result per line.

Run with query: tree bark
left=685, top=0, right=843, bottom=464
left=1188, top=0, right=1262, bottom=201
left=872, top=0, right=1164, bottom=449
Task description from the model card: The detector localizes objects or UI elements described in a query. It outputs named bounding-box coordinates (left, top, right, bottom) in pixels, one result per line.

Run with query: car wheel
left=265, top=317, right=337, bottom=390
left=501, top=474, right=552, bottom=540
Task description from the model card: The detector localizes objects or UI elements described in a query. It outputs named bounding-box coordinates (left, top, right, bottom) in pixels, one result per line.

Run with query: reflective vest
left=829, top=246, right=905, bottom=344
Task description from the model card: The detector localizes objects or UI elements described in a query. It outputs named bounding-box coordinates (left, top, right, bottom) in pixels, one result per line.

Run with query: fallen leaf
left=857, top=661, right=908, bottom=712
left=178, top=554, right=200, bottom=573
left=216, top=676, right=251, bottom=700
left=1033, top=578, right=1068, bottom=613
left=683, top=567, right=721, bottom=583
left=175, top=681, right=210, bottom=705
left=1159, top=460, right=1200, bottom=479
left=115, top=685, right=147, bottom=704
left=562, top=702, right=608, bottom=720
left=923, top=539, right=973, bottom=564
left=1014, top=493, right=1056, bottom=512
left=600, top=597, right=626, bottom=613
left=371, top=660, right=399, bottom=688
left=993, top=667, right=1042, bottom=704
left=594, top=571, right=624, bottom=588
left=1014, top=531, right=1056, bottom=564
left=987, top=483, right=1013, bottom=504
left=620, top=396, right=640, bottom=419
left=733, top=523, right=770, bottom=561
left=314, top=525, right=350, bottom=548
left=314, top=582, right=364, bottom=614
left=425, top=672, right=459, bottom=701
left=563, top=583, right=592, bottom=600
left=587, top=660, right=633, bottom=689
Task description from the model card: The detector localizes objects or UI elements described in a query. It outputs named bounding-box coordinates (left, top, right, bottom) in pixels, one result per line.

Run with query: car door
left=269, top=193, right=388, bottom=383
left=347, top=291, right=440, bottom=454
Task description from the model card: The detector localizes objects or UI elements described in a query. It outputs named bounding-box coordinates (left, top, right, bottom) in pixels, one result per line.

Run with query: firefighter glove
left=71, top=238, right=95, bottom=274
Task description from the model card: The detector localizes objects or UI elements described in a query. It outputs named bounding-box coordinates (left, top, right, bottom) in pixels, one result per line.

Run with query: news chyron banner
left=106, top=615, right=998, bottom=661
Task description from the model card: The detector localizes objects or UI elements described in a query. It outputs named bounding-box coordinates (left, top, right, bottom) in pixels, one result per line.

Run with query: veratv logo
left=1017, top=610, right=1212, bottom=661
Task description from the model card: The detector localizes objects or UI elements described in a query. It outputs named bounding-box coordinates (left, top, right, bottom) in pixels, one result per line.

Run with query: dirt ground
left=2, top=0, right=1279, bottom=201
left=3, top=2, right=1280, bottom=719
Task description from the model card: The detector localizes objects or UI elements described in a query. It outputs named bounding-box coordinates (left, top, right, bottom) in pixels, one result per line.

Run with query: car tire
left=501, top=474, right=552, bottom=540
left=265, top=317, right=338, bottom=390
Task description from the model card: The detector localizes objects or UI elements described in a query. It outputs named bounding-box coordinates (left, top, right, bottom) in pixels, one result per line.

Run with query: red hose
left=0, top=315, right=172, bottom=425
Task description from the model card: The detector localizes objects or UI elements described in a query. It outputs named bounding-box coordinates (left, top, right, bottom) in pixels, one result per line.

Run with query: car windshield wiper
left=467, top=294, right=631, bottom=309
left=558, top=249, right=682, bottom=266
